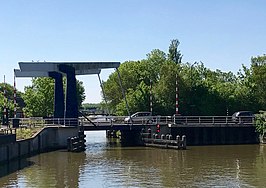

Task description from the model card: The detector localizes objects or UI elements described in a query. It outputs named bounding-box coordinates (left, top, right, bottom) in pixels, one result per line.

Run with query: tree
left=154, top=60, right=181, bottom=115
left=102, top=40, right=264, bottom=116
left=168, top=39, right=182, bottom=64
left=23, top=77, right=85, bottom=117
left=255, top=111, right=266, bottom=139
left=0, top=82, right=23, bottom=119
left=250, top=55, right=266, bottom=110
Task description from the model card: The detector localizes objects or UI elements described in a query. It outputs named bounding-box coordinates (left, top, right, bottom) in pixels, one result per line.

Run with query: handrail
left=5, top=115, right=255, bottom=129
left=78, top=111, right=97, bottom=127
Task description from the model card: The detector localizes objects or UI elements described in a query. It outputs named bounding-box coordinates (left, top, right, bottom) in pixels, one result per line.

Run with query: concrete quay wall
left=0, top=126, right=79, bottom=164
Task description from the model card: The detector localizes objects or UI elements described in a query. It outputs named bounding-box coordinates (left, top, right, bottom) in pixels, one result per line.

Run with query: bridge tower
left=15, top=62, right=120, bottom=126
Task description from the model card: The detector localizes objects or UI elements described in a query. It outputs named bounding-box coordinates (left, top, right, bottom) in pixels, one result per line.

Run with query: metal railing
left=173, top=115, right=255, bottom=125
left=1, top=115, right=255, bottom=130
left=81, top=115, right=255, bottom=126
left=4, top=117, right=80, bottom=129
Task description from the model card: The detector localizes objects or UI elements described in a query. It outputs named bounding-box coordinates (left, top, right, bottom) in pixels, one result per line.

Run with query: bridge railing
left=6, top=117, right=81, bottom=128
left=173, top=115, right=255, bottom=125
left=80, top=115, right=174, bottom=126
left=6, top=115, right=254, bottom=129
left=79, top=115, right=255, bottom=126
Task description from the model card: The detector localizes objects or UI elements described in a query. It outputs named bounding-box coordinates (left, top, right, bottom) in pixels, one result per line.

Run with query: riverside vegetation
left=0, top=39, right=265, bottom=134
left=15, top=127, right=43, bottom=140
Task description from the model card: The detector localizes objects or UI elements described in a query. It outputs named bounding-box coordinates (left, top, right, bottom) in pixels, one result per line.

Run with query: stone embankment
left=0, top=126, right=79, bottom=164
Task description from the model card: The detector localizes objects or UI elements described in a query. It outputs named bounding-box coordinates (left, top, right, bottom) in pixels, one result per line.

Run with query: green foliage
left=116, top=81, right=150, bottom=115
left=23, top=78, right=54, bottom=117
left=0, top=82, right=23, bottom=118
left=102, top=40, right=265, bottom=116
left=16, top=127, right=42, bottom=140
left=255, top=111, right=266, bottom=136
left=168, top=39, right=182, bottom=64
left=23, top=77, right=85, bottom=117
left=82, top=103, right=101, bottom=110
left=155, top=60, right=180, bottom=115
left=250, top=55, right=266, bottom=109
left=76, top=80, right=86, bottom=108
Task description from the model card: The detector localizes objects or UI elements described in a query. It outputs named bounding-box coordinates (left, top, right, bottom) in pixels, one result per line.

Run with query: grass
left=16, top=127, right=43, bottom=140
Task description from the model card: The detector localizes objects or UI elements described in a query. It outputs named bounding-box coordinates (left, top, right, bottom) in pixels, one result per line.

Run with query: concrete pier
left=120, top=130, right=143, bottom=146
left=170, top=126, right=259, bottom=145
left=143, top=124, right=259, bottom=146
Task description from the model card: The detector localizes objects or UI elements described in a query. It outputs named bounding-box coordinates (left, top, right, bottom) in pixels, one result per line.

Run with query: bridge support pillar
left=59, top=65, right=78, bottom=126
left=120, top=130, right=144, bottom=146
left=49, top=72, right=64, bottom=119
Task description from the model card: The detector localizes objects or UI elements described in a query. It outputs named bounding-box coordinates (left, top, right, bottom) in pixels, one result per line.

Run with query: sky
left=1, top=0, right=266, bottom=103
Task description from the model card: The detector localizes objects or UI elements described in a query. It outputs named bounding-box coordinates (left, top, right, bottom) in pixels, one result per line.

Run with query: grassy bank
left=16, top=127, right=43, bottom=140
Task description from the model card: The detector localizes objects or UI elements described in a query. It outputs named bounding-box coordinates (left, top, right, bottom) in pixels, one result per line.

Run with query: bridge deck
left=6, top=115, right=255, bottom=131
left=81, top=115, right=255, bottom=131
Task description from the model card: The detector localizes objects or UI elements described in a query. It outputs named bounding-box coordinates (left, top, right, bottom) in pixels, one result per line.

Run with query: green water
left=1, top=131, right=266, bottom=187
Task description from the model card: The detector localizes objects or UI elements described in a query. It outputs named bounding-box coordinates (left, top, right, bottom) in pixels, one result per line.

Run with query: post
left=116, top=68, right=132, bottom=124
left=150, top=79, right=153, bottom=115
left=148, top=127, right=151, bottom=138
left=13, top=71, right=17, bottom=118
left=176, top=135, right=181, bottom=149
left=176, top=74, right=179, bottom=115
left=182, top=135, right=186, bottom=149
left=3, top=75, right=7, bottom=126
left=98, top=73, right=109, bottom=115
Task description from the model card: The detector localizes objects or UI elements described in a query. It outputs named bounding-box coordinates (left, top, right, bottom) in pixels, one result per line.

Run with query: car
left=124, top=112, right=153, bottom=124
left=232, top=111, right=254, bottom=123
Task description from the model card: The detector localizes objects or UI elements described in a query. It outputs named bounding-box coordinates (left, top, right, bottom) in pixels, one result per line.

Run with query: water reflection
left=1, top=131, right=266, bottom=187
left=0, top=158, right=34, bottom=179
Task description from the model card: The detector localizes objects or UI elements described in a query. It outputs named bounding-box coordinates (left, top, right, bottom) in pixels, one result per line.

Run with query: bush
left=255, top=110, right=266, bottom=135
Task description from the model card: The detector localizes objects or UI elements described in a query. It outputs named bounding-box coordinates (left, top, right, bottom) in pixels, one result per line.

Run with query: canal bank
left=0, top=126, right=79, bottom=164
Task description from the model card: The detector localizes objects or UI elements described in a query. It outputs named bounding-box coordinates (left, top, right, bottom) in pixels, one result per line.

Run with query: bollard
left=166, top=134, right=169, bottom=140
left=106, top=130, right=110, bottom=138
left=161, top=134, right=165, bottom=140
left=78, top=131, right=84, bottom=137
left=148, top=128, right=152, bottom=138
left=67, top=137, right=71, bottom=151
left=182, top=135, right=186, bottom=149
left=155, top=134, right=158, bottom=139
left=71, top=137, right=76, bottom=151
left=176, top=135, right=181, bottom=149
left=67, top=134, right=86, bottom=152
left=169, top=134, right=173, bottom=140
left=153, top=133, right=156, bottom=139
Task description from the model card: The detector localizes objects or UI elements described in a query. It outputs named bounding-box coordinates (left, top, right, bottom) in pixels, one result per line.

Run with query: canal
left=1, top=131, right=266, bottom=187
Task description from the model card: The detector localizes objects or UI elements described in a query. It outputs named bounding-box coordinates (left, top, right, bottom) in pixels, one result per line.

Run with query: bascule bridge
left=15, top=61, right=120, bottom=124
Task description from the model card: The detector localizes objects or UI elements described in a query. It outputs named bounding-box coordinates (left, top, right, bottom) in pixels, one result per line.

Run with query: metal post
left=116, top=68, right=132, bottom=123
left=13, top=70, right=17, bottom=118
left=3, top=75, right=8, bottom=126
left=176, top=74, right=179, bottom=115
left=150, top=79, right=153, bottom=115
left=98, top=73, right=110, bottom=115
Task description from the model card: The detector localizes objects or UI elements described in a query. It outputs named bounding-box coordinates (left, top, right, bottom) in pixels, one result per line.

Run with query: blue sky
left=1, top=0, right=266, bottom=103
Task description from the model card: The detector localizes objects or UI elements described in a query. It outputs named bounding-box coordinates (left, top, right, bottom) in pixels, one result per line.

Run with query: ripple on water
left=1, top=132, right=266, bottom=187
